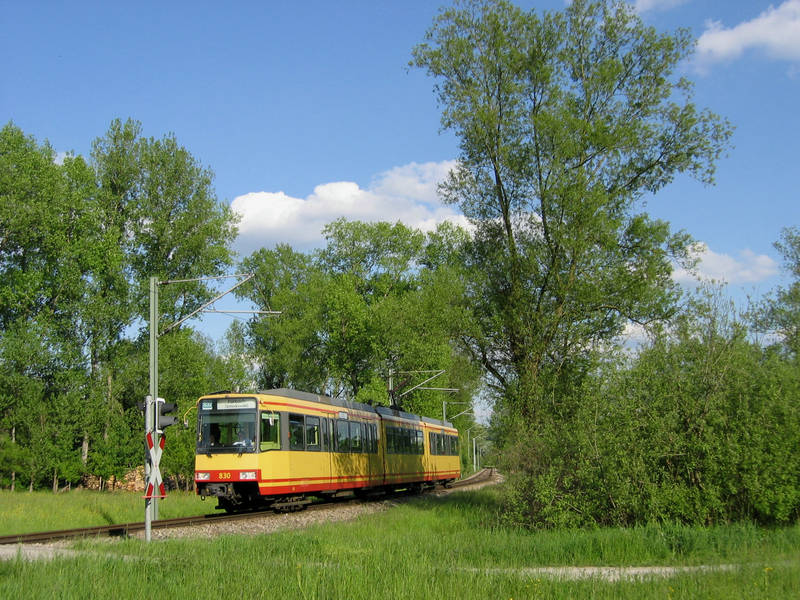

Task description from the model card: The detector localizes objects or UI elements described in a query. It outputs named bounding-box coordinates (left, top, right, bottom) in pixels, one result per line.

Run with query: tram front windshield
left=197, top=402, right=257, bottom=453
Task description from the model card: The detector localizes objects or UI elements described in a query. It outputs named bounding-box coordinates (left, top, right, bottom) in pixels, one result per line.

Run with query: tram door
left=286, top=412, right=329, bottom=494
left=324, top=418, right=334, bottom=489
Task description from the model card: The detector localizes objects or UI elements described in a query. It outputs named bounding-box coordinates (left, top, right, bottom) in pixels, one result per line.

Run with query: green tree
left=1, top=120, right=241, bottom=489
left=0, top=124, right=104, bottom=487
left=756, top=226, right=800, bottom=355
left=412, top=0, right=732, bottom=414
left=91, top=118, right=239, bottom=327
left=239, top=220, right=480, bottom=420
left=239, top=243, right=326, bottom=390
left=0, top=320, right=49, bottom=490
left=214, top=320, right=257, bottom=393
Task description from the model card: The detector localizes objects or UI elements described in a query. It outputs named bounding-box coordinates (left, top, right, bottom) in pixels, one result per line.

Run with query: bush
left=500, top=297, right=800, bottom=527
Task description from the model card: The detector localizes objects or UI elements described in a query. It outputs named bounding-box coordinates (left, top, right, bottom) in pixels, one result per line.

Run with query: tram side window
left=364, top=423, right=372, bottom=454
left=260, top=412, right=280, bottom=451
left=386, top=427, right=394, bottom=454
left=384, top=426, right=422, bottom=455
left=306, top=416, right=320, bottom=451
left=429, top=432, right=455, bottom=456
left=289, top=414, right=305, bottom=451
left=336, top=419, right=350, bottom=452
left=321, top=417, right=330, bottom=451
left=349, top=421, right=362, bottom=453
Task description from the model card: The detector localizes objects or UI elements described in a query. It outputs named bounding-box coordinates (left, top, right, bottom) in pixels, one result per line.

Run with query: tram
left=194, top=389, right=460, bottom=511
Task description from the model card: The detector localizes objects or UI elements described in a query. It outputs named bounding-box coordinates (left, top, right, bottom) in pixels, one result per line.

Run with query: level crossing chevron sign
left=144, top=431, right=166, bottom=499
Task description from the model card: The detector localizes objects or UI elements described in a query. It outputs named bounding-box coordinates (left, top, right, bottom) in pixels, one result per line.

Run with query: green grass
left=1, top=486, right=799, bottom=599
left=0, top=489, right=216, bottom=535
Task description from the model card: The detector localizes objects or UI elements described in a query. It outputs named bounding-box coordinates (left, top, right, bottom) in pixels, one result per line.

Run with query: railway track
left=0, top=468, right=497, bottom=546
left=0, top=511, right=245, bottom=545
left=446, top=466, right=495, bottom=489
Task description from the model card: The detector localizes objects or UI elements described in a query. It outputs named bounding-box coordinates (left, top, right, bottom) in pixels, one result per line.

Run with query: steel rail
left=0, top=511, right=259, bottom=545
left=450, top=467, right=494, bottom=487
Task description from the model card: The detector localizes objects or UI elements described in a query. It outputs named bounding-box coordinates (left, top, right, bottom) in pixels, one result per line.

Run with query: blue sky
left=2, top=0, right=798, bottom=341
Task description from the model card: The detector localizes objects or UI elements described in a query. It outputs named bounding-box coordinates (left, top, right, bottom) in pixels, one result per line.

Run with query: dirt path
left=467, top=564, right=740, bottom=582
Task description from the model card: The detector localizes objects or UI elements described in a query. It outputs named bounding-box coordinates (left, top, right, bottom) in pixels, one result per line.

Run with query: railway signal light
left=156, top=397, right=178, bottom=432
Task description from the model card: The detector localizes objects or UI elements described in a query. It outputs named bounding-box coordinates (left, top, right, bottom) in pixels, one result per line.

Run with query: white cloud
left=633, top=0, right=688, bottom=13
left=371, top=160, right=457, bottom=205
left=696, top=0, right=800, bottom=68
left=673, top=242, right=779, bottom=285
left=231, top=160, right=468, bottom=254
left=620, top=321, right=650, bottom=346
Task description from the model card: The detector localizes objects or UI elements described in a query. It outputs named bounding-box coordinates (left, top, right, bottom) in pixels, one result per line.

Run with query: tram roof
left=258, top=388, right=454, bottom=429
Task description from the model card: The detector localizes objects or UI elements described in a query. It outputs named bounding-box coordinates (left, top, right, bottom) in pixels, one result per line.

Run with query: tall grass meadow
left=1, top=486, right=798, bottom=599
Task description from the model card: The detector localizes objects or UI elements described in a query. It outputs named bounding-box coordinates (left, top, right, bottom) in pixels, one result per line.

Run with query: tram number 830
left=218, top=472, right=232, bottom=480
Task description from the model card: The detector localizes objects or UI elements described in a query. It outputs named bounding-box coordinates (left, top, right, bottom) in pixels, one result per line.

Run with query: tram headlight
left=240, top=471, right=257, bottom=480
left=196, top=472, right=210, bottom=481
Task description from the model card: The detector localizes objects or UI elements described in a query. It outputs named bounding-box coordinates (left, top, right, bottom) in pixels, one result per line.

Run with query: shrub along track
left=0, top=468, right=498, bottom=547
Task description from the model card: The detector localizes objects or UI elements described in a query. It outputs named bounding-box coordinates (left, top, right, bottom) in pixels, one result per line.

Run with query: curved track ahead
left=0, top=468, right=496, bottom=546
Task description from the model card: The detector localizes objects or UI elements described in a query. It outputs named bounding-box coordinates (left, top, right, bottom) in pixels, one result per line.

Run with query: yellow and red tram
left=194, top=389, right=460, bottom=511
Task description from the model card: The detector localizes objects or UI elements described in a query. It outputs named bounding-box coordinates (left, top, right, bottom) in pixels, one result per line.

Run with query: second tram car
left=194, top=389, right=460, bottom=511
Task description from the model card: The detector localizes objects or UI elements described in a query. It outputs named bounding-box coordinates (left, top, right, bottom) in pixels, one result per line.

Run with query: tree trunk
left=52, top=468, right=58, bottom=493
left=81, top=432, right=89, bottom=465
left=104, top=372, right=112, bottom=441
left=10, top=425, right=15, bottom=492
